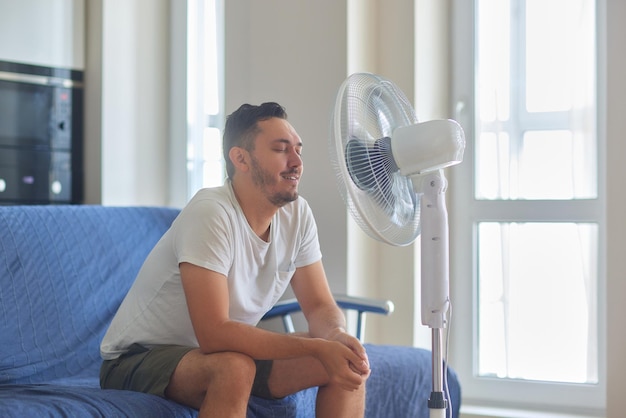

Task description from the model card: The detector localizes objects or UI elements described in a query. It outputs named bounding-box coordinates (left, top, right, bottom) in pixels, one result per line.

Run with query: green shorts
left=100, top=343, right=275, bottom=399
left=100, top=344, right=194, bottom=397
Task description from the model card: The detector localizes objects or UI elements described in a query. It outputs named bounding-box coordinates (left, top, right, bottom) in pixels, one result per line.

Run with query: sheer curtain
left=475, top=0, right=599, bottom=384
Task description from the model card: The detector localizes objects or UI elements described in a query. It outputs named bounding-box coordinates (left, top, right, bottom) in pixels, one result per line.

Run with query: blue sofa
left=0, top=205, right=461, bottom=417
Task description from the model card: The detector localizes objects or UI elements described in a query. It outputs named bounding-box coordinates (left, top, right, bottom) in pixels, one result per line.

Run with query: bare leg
left=316, top=381, right=366, bottom=418
left=268, top=356, right=367, bottom=418
left=165, top=349, right=256, bottom=418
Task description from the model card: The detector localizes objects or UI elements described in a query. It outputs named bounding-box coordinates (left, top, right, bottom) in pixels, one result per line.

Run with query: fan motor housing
left=391, top=120, right=465, bottom=176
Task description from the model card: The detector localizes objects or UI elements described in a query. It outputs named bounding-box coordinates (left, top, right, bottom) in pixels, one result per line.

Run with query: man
left=100, top=102, right=370, bottom=417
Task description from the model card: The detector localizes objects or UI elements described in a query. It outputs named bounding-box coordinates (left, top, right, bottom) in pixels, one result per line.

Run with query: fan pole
left=429, top=328, right=447, bottom=418
left=414, top=170, right=451, bottom=417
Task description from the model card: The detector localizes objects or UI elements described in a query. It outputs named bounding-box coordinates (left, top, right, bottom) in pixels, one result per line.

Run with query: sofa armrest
left=262, top=294, right=394, bottom=341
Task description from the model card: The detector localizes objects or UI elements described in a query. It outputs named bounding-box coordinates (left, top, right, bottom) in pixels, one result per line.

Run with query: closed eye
left=273, top=146, right=302, bottom=155
left=271, top=139, right=303, bottom=155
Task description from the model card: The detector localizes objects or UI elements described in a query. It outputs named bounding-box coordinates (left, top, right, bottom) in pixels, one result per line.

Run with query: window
left=187, top=0, right=225, bottom=198
left=450, top=0, right=605, bottom=413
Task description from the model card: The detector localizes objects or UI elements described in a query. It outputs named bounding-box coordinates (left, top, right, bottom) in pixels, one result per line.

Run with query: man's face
left=249, top=117, right=303, bottom=207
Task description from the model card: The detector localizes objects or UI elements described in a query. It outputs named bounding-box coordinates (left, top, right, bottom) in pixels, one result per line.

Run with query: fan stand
left=330, top=72, right=465, bottom=417
left=413, top=169, right=451, bottom=418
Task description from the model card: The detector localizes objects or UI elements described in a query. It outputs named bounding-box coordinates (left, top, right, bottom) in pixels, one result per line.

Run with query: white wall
left=100, top=0, right=170, bottom=206
left=84, top=0, right=171, bottom=206
left=0, top=0, right=84, bottom=69
left=223, top=1, right=349, bottom=297
left=84, top=1, right=103, bottom=204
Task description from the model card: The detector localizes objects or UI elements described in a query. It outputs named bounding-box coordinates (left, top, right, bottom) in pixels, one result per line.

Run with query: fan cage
left=330, top=73, right=422, bottom=246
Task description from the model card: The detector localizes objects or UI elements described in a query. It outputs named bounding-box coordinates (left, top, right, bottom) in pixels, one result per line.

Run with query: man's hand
left=289, top=261, right=371, bottom=388
left=312, top=337, right=370, bottom=391
left=326, top=329, right=370, bottom=377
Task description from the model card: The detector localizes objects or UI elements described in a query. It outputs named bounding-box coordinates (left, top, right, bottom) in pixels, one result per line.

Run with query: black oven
left=0, top=60, right=83, bottom=204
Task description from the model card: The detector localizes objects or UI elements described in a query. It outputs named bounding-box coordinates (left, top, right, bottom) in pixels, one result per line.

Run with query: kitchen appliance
left=0, top=60, right=83, bottom=204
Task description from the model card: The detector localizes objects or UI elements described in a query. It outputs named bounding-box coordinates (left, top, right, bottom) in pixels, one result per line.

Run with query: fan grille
left=330, top=73, right=421, bottom=246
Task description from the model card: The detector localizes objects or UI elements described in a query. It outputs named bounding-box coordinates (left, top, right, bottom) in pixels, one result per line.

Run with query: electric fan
left=329, top=72, right=465, bottom=417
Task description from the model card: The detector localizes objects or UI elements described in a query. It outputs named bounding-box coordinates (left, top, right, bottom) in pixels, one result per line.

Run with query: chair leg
left=282, top=314, right=295, bottom=333
left=356, top=312, right=366, bottom=342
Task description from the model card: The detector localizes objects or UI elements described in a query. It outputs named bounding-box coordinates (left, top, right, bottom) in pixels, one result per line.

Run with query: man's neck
left=230, top=180, right=276, bottom=240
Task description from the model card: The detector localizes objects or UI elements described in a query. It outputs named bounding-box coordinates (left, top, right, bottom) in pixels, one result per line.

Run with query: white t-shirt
left=100, top=182, right=322, bottom=360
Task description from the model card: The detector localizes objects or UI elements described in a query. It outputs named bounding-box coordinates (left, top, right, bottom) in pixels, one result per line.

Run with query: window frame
left=449, top=0, right=606, bottom=414
left=186, top=0, right=226, bottom=199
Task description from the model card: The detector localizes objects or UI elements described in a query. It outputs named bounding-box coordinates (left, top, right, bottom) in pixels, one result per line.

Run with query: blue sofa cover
left=0, top=205, right=461, bottom=417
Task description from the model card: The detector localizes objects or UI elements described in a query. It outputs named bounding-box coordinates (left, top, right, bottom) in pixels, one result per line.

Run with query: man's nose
left=289, top=150, right=303, bottom=167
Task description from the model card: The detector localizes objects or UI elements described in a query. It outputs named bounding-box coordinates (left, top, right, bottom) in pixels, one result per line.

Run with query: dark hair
left=223, top=102, right=288, bottom=179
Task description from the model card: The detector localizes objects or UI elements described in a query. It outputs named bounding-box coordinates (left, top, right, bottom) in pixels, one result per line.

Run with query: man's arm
left=290, top=261, right=370, bottom=374
left=179, top=262, right=367, bottom=390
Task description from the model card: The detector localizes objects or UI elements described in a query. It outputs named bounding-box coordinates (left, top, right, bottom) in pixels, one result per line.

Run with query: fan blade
left=345, top=136, right=398, bottom=192
left=345, top=136, right=401, bottom=214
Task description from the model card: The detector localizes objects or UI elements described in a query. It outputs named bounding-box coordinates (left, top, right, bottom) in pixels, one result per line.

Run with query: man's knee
left=166, top=350, right=257, bottom=410
left=208, top=352, right=257, bottom=389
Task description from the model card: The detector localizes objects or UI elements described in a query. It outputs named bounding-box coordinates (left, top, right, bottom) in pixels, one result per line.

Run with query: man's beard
left=250, top=155, right=299, bottom=207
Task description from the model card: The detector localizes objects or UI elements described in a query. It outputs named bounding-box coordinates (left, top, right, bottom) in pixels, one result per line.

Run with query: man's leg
left=165, top=349, right=256, bottom=418
left=266, top=356, right=367, bottom=418
left=315, top=379, right=366, bottom=418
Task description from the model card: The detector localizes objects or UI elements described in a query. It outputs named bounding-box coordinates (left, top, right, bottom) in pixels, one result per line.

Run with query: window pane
left=476, top=132, right=511, bottom=200
left=187, top=0, right=225, bottom=197
left=477, top=0, right=510, bottom=122
left=477, top=222, right=598, bottom=384
left=202, top=127, right=224, bottom=187
left=203, top=0, right=219, bottom=116
left=475, top=0, right=597, bottom=201
left=476, top=129, right=597, bottom=200
left=519, top=130, right=574, bottom=199
left=526, top=0, right=594, bottom=113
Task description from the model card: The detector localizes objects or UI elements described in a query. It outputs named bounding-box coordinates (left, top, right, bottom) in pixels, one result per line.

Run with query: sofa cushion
left=0, top=383, right=198, bottom=418
left=0, top=205, right=179, bottom=384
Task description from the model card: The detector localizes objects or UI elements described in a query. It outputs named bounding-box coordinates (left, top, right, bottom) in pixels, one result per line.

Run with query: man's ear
left=229, top=147, right=249, bottom=173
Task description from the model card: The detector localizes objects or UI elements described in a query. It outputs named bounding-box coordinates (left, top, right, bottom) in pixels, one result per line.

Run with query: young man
left=100, top=102, right=371, bottom=417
